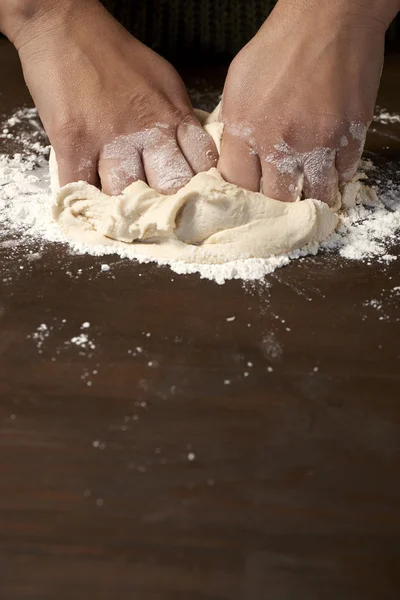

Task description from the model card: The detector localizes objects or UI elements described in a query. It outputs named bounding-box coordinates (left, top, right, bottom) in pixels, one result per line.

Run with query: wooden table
left=0, top=39, right=399, bottom=599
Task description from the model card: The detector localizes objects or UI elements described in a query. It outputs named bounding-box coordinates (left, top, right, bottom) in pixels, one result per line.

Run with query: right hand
left=14, top=0, right=218, bottom=194
left=218, top=0, right=392, bottom=205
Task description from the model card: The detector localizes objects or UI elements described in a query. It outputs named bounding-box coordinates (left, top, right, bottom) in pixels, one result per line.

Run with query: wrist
left=0, top=0, right=98, bottom=49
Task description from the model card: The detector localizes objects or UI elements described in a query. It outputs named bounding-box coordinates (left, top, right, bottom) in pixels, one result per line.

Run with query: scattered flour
left=0, top=107, right=399, bottom=285
left=362, top=285, right=400, bottom=323
left=68, top=333, right=96, bottom=350
left=374, top=106, right=400, bottom=125
left=27, top=317, right=97, bottom=358
left=28, top=323, right=51, bottom=353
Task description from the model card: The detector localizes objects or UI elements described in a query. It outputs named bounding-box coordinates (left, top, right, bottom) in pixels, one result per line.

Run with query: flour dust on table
left=1, top=107, right=400, bottom=284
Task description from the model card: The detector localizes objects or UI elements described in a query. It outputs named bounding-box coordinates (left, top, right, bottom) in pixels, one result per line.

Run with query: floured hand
left=13, top=0, right=218, bottom=195
left=218, top=0, right=394, bottom=205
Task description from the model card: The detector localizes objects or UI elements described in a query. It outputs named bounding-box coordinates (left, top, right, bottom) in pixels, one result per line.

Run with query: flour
left=374, top=106, right=400, bottom=124
left=362, top=285, right=400, bottom=323
left=102, top=126, right=193, bottom=193
left=28, top=323, right=51, bottom=353
left=264, top=140, right=337, bottom=197
left=68, top=333, right=96, bottom=350
left=0, top=107, right=399, bottom=285
left=349, top=121, right=368, bottom=143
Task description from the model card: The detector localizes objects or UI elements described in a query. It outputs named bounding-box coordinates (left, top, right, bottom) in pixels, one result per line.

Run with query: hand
left=218, top=0, right=393, bottom=205
left=14, top=0, right=218, bottom=194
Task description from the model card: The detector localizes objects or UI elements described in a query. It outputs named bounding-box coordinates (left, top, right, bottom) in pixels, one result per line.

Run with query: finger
left=261, top=159, right=303, bottom=202
left=98, top=149, right=145, bottom=195
left=56, top=149, right=99, bottom=188
left=142, top=136, right=193, bottom=194
left=302, top=150, right=339, bottom=206
left=336, top=141, right=363, bottom=185
left=176, top=116, right=218, bottom=174
left=218, top=130, right=261, bottom=192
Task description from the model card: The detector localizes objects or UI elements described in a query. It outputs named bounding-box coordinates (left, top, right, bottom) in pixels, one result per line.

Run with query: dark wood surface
left=0, top=40, right=400, bottom=600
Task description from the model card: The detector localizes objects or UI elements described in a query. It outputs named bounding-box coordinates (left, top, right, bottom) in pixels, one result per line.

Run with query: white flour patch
left=68, top=333, right=96, bottom=350
left=0, top=108, right=399, bottom=284
left=374, top=107, right=400, bottom=125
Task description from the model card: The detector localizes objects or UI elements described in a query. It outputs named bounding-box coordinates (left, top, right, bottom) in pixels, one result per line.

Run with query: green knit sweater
left=101, top=0, right=278, bottom=58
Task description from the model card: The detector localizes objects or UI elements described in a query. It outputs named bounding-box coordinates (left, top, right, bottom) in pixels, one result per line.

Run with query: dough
left=51, top=109, right=339, bottom=264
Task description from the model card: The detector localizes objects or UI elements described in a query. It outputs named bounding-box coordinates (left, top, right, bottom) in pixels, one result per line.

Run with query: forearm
left=0, top=0, right=97, bottom=48
left=351, top=0, right=400, bottom=25
left=272, top=0, right=400, bottom=31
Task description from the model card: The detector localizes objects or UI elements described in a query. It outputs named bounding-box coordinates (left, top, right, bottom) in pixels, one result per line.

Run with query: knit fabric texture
left=100, top=0, right=278, bottom=58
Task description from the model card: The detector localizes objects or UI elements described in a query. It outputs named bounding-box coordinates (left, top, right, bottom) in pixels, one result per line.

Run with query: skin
left=0, top=0, right=218, bottom=195
left=1, top=0, right=399, bottom=202
left=219, top=0, right=400, bottom=204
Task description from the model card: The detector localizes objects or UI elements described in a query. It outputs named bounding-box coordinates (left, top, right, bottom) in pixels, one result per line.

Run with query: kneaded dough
left=51, top=108, right=339, bottom=264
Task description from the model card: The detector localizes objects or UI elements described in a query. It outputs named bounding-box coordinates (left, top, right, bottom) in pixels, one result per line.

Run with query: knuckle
left=50, top=116, right=89, bottom=154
